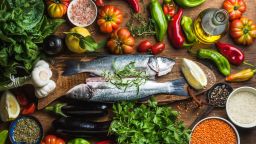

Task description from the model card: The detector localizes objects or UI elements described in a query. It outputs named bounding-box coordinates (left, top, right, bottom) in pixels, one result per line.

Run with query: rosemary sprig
left=103, top=62, right=149, bottom=92
left=126, top=11, right=156, bottom=38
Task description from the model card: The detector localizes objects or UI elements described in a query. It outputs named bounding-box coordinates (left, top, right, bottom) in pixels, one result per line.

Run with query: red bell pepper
left=167, top=9, right=191, bottom=49
left=216, top=42, right=244, bottom=65
left=22, top=103, right=36, bottom=115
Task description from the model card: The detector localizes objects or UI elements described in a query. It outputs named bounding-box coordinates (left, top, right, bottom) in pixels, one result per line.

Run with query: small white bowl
left=190, top=117, right=240, bottom=144
left=67, top=0, right=97, bottom=27
left=226, top=87, right=256, bottom=128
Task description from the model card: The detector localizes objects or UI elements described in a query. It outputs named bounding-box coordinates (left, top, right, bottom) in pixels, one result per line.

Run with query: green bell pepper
left=174, top=0, right=206, bottom=8
left=68, top=138, right=90, bottom=144
left=0, top=130, right=8, bottom=144
left=150, top=0, right=168, bottom=41
left=197, top=49, right=231, bottom=76
left=181, top=16, right=196, bottom=43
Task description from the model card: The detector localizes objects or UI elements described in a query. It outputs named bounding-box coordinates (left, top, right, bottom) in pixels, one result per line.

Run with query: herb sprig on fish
left=103, top=62, right=149, bottom=92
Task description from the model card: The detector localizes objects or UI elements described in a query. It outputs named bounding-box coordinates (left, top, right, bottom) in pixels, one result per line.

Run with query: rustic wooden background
left=1, top=0, right=256, bottom=143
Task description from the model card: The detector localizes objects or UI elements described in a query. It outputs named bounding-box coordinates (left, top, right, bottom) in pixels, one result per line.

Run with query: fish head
left=66, top=84, right=92, bottom=100
left=148, top=56, right=175, bottom=76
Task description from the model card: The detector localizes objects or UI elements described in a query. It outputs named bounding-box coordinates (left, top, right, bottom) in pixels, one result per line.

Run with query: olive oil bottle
left=193, top=8, right=229, bottom=44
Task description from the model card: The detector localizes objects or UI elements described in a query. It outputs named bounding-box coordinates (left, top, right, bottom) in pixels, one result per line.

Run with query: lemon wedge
left=181, top=58, right=207, bottom=90
left=0, top=91, right=20, bottom=122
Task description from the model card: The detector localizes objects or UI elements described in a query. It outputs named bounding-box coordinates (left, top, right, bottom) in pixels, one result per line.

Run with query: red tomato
left=41, top=135, right=65, bottom=144
left=151, top=43, right=165, bottom=55
left=137, top=40, right=153, bottom=53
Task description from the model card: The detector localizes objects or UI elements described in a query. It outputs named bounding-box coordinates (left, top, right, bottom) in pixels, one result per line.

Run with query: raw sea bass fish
left=63, top=55, right=175, bottom=78
left=66, top=78, right=188, bottom=102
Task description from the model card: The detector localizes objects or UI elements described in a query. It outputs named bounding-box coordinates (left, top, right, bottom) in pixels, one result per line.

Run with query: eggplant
left=43, top=35, right=63, bottom=55
left=53, top=117, right=111, bottom=136
left=45, top=103, right=108, bottom=118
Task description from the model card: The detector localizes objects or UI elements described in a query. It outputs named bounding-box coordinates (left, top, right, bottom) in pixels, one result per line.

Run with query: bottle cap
left=212, top=9, right=229, bottom=25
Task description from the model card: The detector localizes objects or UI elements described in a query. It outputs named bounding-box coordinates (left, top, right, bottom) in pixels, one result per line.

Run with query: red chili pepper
left=22, top=103, right=36, bottom=115
left=95, top=140, right=113, bottom=144
left=168, top=9, right=191, bottom=49
left=151, top=42, right=165, bottom=55
left=216, top=42, right=244, bottom=65
left=16, top=95, right=28, bottom=106
left=124, top=0, right=140, bottom=13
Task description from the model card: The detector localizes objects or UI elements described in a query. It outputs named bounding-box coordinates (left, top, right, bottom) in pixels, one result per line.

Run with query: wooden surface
left=37, top=57, right=216, bottom=109
left=1, top=0, right=256, bottom=143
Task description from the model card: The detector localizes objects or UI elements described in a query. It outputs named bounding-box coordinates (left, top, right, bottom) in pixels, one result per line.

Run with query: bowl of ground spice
left=9, top=116, right=43, bottom=144
left=67, top=0, right=97, bottom=27
left=190, top=117, right=239, bottom=144
left=226, top=87, right=256, bottom=128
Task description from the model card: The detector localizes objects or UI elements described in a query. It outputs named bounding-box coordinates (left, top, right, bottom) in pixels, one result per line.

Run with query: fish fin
left=62, top=61, right=85, bottom=76
left=168, top=78, right=189, bottom=96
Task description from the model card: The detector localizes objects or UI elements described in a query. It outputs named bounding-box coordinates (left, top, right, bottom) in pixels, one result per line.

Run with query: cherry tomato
left=151, top=42, right=165, bottom=55
left=96, top=140, right=113, bottom=144
left=137, top=40, right=153, bottom=53
left=22, top=103, right=36, bottom=115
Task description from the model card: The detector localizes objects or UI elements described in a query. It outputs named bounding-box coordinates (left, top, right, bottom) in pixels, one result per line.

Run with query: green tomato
left=68, top=138, right=90, bottom=144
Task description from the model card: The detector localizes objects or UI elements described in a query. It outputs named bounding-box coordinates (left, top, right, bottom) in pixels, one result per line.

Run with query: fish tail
left=168, top=78, right=188, bottom=96
left=62, top=61, right=86, bottom=76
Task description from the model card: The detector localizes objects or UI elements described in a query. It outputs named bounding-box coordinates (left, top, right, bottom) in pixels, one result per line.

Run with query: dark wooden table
left=1, top=0, right=256, bottom=143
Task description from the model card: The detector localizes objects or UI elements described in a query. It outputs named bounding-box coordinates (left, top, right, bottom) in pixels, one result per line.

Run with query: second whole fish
left=62, top=55, right=175, bottom=78
left=66, top=78, right=188, bottom=102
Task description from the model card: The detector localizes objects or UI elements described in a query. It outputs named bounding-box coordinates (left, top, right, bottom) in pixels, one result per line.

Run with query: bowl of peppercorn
left=9, top=116, right=43, bottom=144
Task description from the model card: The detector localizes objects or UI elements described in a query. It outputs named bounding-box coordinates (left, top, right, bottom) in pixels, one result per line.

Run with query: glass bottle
left=193, top=8, right=229, bottom=44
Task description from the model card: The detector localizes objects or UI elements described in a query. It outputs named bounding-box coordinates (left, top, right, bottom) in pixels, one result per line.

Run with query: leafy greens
left=110, top=99, right=191, bottom=144
left=0, top=0, right=65, bottom=83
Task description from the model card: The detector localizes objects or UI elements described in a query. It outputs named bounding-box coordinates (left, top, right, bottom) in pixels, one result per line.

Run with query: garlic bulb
left=35, top=80, right=56, bottom=98
left=34, top=60, right=50, bottom=68
left=32, top=66, right=53, bottom=87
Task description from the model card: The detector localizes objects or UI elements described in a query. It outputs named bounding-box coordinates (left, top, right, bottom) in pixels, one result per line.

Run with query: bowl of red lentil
left=67, top=0, right=97, bottom=27
left=190, top=117, right=240, bottom=144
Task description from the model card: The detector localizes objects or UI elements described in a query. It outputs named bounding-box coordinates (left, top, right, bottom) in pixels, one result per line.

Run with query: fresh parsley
left=109, top=99, right=191, bottom=144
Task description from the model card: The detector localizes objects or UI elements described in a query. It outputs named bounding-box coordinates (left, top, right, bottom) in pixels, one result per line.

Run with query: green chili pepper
left=150, top=0, right=168, bottom=41
left=174, top=0, right=206, bottom=8
left=197, top=49, right=231, bottom=76
left=68, top=138, right=90, bottom=144
left=0, top=130, right=8, bottom=144
left=181, top=16, right=196, bottom=43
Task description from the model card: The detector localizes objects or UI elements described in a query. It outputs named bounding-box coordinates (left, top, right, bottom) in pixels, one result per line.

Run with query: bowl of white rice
left=226, top=87, right=256, bottom=128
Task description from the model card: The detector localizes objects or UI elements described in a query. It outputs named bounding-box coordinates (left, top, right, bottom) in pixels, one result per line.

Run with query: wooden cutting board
left=37, top=56, right=216, bottom=109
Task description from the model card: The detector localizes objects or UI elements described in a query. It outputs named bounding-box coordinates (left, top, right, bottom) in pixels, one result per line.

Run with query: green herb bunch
left=126, top=12, right=156, bottom=38
left=103, top=62, right=149, bottom=92
left=110, top=99, right=191, bottom=144
left=0, top=0, right=64, bottom=82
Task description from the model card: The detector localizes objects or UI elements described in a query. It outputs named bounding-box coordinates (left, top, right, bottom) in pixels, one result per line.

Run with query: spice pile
left=191, top=118, right=237, bottom=144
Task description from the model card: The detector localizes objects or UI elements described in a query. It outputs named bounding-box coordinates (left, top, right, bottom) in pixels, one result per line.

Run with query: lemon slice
left=0, top=91, right=20, bottom=122
left=181, top=58, right=207, bottom=90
